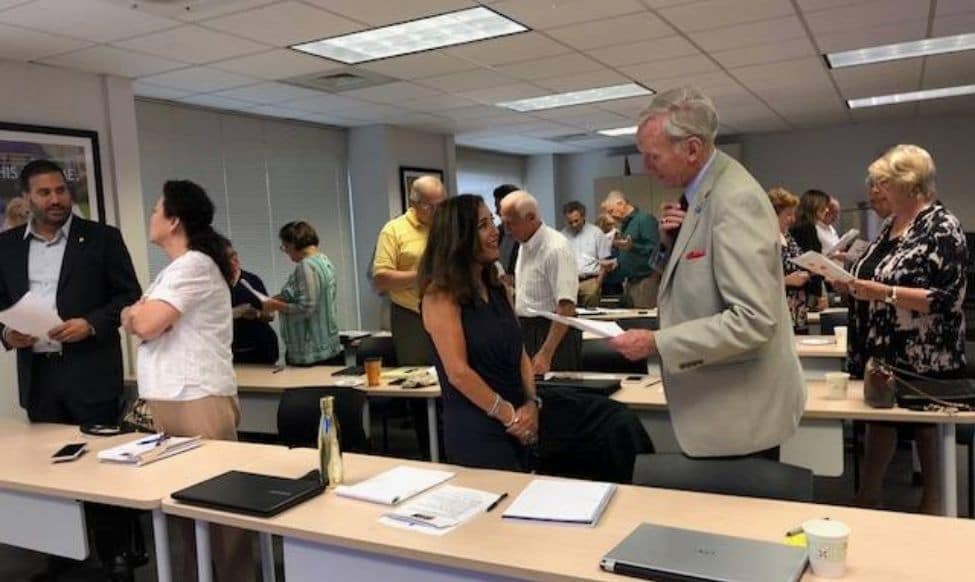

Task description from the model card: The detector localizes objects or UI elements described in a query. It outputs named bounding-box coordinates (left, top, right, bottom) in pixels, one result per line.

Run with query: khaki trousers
left=624, top=273, right=660, bottom=309
left=578, top=277, right=602, bottom=308
left=148, top=396, right=255, bottom=582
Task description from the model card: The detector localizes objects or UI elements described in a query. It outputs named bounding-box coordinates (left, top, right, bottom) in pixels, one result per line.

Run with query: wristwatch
left=884, top=285, right=898, bottom=305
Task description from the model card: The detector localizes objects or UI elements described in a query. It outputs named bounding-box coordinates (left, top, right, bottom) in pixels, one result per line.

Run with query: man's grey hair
left=638, top=87, right=718, bottom=144
left=501, top=190, right=539, bottom=219
left=409, top=175, right=443, bottom=204
left=604, top=190, right=627, bottom=205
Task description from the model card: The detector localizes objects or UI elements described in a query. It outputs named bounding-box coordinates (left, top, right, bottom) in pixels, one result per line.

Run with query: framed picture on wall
left=399, top=166, right=444, bottom=213
left=0, top=121, right=105, bottom=234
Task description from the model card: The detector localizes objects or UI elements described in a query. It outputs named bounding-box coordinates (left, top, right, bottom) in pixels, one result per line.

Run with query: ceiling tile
left=534, top=69, right=630, bottom=92
left=415, top=68, right=520, bottom=92
left=178, top=94, right=256, bottom=111
left=133, top=81, right=193, bottom=100
left=340, top=81, right=443, bottom=104
left=641, top=0, right=704, bottom=6
left=731, top=117, right=792, bottom=133
left=357, top=51, right=477, bottom=79
left=490, top=0, right=646, bottom=30
left=209, top=82, right=327, bottom=104
left=619, top=54, right=719, bottom=85
left=813, top=20, right=927, bottom=53
left=730, top=57, right=828, bottom=88
left=439, top=105, right=512, bottom=120
left=804, top=0, right=927, bottom=36
left=831, top=60, right=923, bottom=98
left=40, top=45, right=185, bottom=78
left=0, top=0, right=35, bottom=8
left=651, top=71, right=743, bottom=95
left=596, top=95, right=653, bottom=116
left=518, top=121, right=586, bottom=137
left=444, top=32, right=571, bottom=65
left=303, top=0, right=478, bottom=26
left=848, top=101, right=917, bottom=122
left=456, top=83, right=551, bottom=104
left=278, top=93, right=363, bottom=113
left=0, top=0, right=178, bottom=42
left=117, top=0, right=279, bottom=23
left=0, top=23, right=91, bottom=61
left=587, top=36, right=699, bottom=67
left=201, top=1, right=361, bottom=46
left=922, top=52, right=975, bottom=89
left=932, top=12, right=975, bottom=37
left=140, top=66, right=259, bottom=93
left=711, top=36, right=816, bottom=68
left=918, top=94, right=975, bottom=117
left=210, top=49, right=341, bottom=80
left=795, top=0, right=872, bottom=12
left=398, top=93, right=481, bottom=111
left=658, top=0, right=795, bottom=33
left=544, top=12, right=675, bottom=50
left=687, top=15, right=806, bottom=52
left=114, top=25, right=269, bottom=65
left=494, top=53, right=604, bottom=81
left=784, top=110, right=850, bottom=128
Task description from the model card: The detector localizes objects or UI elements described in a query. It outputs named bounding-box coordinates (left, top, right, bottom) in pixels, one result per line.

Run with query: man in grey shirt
left=561, top=201, right=611, bottom=308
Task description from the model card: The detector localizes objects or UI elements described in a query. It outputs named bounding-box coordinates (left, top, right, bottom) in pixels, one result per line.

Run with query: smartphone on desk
left=52, top=443, right=87, bottom=463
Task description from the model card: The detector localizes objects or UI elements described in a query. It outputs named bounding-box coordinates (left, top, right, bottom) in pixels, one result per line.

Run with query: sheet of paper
left=825, top=229, right=859, bottom=254
left=380, top=485, right=501, bottom=536
left=846, top=239, right=870, bottom=262
left=524, top=308, right=625, bottom=338
left=238, top=279, right=270, bottom=303
left=334, top=466, right=454, bottom=505
left=788, top=251, right=854, bottom=283
left=0, top=291, right=63, bottom=339
left=502, top=479, right=616, bottom=526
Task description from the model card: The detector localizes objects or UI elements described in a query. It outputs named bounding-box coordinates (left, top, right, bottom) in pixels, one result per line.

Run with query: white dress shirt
left=561, top=222, right=611, bottom=277
left=816, top=222, right=839, bottom=252
left=25, top=215, right=73, bottom=353
left=514, top=223, right=578, bottom=316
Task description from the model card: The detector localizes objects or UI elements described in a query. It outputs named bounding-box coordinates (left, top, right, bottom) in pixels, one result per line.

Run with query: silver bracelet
left=487, top=393, right=501, bottom=418
left=501, top=402, right=518, bottom=428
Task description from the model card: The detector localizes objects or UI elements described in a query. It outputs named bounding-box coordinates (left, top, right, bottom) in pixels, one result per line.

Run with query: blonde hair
left=867, top=144, right=936, bottom=201
left=767, top=187, right=799, bottom=214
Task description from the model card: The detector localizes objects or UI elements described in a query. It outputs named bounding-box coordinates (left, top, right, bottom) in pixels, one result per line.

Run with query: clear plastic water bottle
left=318, top=396, right=343, bottom=486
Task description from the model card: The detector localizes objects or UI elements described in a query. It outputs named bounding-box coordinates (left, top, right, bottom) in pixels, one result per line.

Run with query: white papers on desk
left=97, top=434, right=202, bottom=466
left=502, top=479, right=616, bottom=526
left=238, top=278, right=270, bottom=303
left=524, top=308, right=624, bottom=339
left=334, top=466, right=454, bottom=505
left=825, top=228, right=859, bottom=254
left=380, top=485, right=502, bottom=536
left=788, top=251, right=853, bottom=283
left=0, top=291, right=63, bottom=339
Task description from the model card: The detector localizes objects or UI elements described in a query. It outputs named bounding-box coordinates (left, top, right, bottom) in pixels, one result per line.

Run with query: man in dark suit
left=0, top=159, right=142, bottom=580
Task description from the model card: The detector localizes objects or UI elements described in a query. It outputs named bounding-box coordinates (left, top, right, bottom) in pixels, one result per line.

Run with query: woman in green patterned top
left=262, top=221, right=342, bottom=366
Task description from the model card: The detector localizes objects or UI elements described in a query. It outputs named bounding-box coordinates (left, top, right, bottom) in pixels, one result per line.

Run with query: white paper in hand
left=524, top=308, right=624, bottom=338
left=0, top=291, right=63, bottom=339
left=238, top=279, right=270, bottom=303
left=789, top=251, right=853, bottom=283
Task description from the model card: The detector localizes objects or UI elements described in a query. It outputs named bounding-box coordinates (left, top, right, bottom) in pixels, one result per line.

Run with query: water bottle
left=318, top=396, right=344, bottom=486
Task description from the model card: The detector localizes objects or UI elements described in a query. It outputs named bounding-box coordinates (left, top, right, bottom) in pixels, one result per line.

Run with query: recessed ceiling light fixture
left=597, top=126, right=638, bottom=137
left=496, top=83, right=652, bottom=112
left=826, top=32, right=975, bottom=68
left=292, top=7, right=528, bottom=64
left=847, top=83, right=975, bottom=109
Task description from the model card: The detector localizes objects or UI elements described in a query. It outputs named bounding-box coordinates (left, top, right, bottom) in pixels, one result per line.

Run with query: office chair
left=818, top=310, right=849, bottom=335
left=581, top=339, right=648, bottom=374
left=276, top=387, right=369, bottom=453
left=355, top=335, right=399, bottom=452
left=632, top=454, right=814, bottom=502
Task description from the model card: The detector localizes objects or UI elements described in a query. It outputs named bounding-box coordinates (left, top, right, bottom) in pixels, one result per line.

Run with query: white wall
left=555, top=151, right=632, bottom=219
left=0, top=60, right=148, bottom=419
left=740, top=114, right=975, bottom=229
left=526, top=154, right=557, bottom=226
left=456, top=147, right=526, bottom=210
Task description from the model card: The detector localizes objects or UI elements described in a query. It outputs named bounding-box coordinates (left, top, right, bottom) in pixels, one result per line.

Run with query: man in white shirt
left=816, top=195, right=841, bottom=251
left=501, top=191, right=580, bottom=374
left=561, top=201, right=611, bottom=308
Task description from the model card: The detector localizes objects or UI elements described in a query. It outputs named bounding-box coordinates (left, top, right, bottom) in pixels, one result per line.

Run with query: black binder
left=536, top=376, right=621, bottom=397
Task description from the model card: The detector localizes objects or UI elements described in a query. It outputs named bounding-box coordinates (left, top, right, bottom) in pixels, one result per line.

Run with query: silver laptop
left=600, top=523, right=808, bottom=582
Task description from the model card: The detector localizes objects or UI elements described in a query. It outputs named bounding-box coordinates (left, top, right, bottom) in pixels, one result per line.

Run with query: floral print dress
left=780, top=232, right=809, bottom=333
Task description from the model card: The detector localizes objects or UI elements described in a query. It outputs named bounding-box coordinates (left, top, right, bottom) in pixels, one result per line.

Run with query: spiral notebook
left=502, top=479, right=616, bottom=526
left=97, top=434, right=202, bottom=466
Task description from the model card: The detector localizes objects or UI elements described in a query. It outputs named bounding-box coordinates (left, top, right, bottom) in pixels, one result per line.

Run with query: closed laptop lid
left=536, top=377, right=621, bottom=396
left=600, top=523, right=807, bottom=582
left=172, top=470, right=325, bottom=517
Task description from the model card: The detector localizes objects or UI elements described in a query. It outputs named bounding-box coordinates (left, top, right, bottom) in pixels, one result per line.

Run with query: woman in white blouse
left=122, top=180, right=253, bottom=582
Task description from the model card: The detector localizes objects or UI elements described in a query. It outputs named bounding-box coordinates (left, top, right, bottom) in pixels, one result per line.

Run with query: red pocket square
left=685, top=249, right=706, bottom=260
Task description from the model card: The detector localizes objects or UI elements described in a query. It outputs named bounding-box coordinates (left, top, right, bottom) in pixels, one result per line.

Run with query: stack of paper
left=380, top=485, right=503, bottom=536
left=97, top=434, right=202, bottom=466
left=502, top=479, right=616, bottom=526
left=334, top=466, right=454, bottom=505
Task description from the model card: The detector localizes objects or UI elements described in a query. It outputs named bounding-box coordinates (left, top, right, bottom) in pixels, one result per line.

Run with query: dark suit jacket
left=0, top=217, right=142, bottom=408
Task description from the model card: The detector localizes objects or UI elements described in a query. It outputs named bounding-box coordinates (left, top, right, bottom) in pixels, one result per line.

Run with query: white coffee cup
left=825, top=372, right=850, bottom=400
left=803, top=519, right=850, bottom=578
left=834, top=325, right=848, bottom=351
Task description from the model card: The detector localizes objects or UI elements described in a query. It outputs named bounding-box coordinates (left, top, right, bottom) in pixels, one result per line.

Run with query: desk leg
left=939, top=423, right=958, bottom=517
left=427, top=398, right=439, bottom=463
left=362, top=399, right=371, bottom=440
left=195, top=520, right=213, bottom=582
left=152, top=509, right=172, bottom=582
left=260, top=532, right=276, bottom=582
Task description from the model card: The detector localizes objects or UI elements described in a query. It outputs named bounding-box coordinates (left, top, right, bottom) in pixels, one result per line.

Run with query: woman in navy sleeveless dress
left=419, top=195, right=539, bottom=471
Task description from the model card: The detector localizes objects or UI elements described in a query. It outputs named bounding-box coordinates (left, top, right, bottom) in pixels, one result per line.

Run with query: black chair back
left=276, top=387, right=369, bottom=453
left=632, top=454, right=814, bottom=502
left=356, top=335, right=398, bottom=367
left=581, top=339, right=648, bottom=374
left=818, top=310, right=849, bottom=335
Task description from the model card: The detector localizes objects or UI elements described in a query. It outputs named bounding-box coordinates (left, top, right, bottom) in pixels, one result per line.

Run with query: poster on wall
left=399, top=166, right=444, bottom=213
left=0, top=122, right=105, bottom=233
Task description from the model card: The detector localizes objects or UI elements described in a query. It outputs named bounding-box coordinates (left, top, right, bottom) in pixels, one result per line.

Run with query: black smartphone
left=625, top=375, right=645, bottom=381
left=52, top=443, right=87, bottom=463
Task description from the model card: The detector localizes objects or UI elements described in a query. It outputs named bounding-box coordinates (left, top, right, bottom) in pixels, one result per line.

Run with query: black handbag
left=864, top=358, right=975, bottom=411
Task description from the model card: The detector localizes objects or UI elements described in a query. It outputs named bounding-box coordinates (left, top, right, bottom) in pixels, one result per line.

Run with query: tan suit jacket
left=654, top=151, right=806, bottom=456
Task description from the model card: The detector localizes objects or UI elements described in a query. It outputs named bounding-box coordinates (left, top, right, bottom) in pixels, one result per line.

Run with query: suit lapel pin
left=78, top=236, right=85, bottom=243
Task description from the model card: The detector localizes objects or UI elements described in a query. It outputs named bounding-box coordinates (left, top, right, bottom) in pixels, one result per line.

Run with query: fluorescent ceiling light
left=496, top=83, right=652, bottom=112
left=847, top=84, right=975, bottom=109
left=826, top=32, right=975, bottom=68
left=292, top=7, right=527, bottom=64
left=597, top=126, right=638, bottom=137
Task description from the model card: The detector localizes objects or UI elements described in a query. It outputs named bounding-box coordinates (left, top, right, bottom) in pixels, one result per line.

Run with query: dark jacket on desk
left=0, top=217, right=141, bottom=408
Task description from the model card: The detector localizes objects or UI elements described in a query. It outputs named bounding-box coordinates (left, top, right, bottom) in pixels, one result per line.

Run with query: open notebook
left=334, top=466, right=454, bottom=505
left=502, top=479, right=616, bottom=527
left=97, top=434, right=202, bottom=466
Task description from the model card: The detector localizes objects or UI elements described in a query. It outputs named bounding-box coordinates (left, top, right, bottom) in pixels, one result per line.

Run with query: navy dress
left=231, top=270, right=280, bottom=364
left=427, top=284, right=529, bottom=471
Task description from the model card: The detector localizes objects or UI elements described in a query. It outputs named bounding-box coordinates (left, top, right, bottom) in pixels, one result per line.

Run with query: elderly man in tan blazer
left=609, top=87, right=806, bottom=458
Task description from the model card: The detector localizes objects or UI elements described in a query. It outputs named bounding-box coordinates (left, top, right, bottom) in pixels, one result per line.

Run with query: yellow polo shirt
left=372, top=208, right=428, bottom=313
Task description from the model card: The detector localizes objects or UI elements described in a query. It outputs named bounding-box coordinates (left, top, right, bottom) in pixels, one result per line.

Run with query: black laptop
left=172, top=470, right=325, bottom=517
left=536, top=376, right=621, bottom=396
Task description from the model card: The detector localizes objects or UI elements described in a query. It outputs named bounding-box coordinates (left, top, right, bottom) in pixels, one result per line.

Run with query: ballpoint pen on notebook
left=136, top=434, right=169, bottom=447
